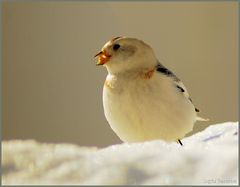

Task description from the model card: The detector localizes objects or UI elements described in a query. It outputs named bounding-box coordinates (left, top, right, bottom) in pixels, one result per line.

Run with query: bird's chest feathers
left=103, top=71, right=182, bottom=135
left=103, top=70, right=167, bottom=105
left=104, top=69, right=156, bottom=91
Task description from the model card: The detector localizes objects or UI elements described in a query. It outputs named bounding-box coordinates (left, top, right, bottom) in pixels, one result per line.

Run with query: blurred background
left=2, top=1, right=238, bottom=147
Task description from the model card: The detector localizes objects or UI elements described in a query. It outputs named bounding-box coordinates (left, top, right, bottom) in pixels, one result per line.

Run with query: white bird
left=95, top=37, right=208, bottom=145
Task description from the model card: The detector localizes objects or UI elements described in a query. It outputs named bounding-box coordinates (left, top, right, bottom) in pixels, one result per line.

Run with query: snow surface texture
left=2, top=122, right=238, bottom=185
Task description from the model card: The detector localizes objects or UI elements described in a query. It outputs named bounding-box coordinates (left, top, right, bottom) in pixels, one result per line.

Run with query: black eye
left=113, top=44, right=120, bottom=51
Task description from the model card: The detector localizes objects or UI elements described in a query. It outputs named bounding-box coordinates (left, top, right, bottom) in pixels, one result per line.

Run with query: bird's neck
left=106, top=66, right=157, bottom=84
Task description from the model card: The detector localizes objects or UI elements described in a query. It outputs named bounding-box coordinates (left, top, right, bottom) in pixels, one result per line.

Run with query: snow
left=2, top=122, right=238, bottom=185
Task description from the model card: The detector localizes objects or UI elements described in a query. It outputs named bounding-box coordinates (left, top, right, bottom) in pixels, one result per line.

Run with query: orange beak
left=94, top=50, right=111, bottom=65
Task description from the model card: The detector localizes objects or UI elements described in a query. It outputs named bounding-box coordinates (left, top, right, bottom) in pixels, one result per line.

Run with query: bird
left=95, top=37, right=208, bottom=146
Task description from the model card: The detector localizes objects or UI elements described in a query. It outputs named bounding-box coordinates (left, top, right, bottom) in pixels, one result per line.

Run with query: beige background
left=2, top=2, right=238, bottom=147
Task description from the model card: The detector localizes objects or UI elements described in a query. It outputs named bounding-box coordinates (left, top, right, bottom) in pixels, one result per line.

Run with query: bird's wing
left=155, top=62, right=180, bottom=82
left=156, top=62, right=209, bottom=121
left=156, top=63, right=193, bottom=107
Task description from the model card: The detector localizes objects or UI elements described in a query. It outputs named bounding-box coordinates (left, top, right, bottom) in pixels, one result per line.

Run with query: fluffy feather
left=96, top=37, right=208, bottom=143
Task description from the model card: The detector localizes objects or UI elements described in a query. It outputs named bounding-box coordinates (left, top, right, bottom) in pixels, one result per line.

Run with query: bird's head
left=95, top=37, right=157, bottom=74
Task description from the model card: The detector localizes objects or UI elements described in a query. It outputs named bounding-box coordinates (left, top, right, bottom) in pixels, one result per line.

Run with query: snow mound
left=2, top=122, right=238, bottom=185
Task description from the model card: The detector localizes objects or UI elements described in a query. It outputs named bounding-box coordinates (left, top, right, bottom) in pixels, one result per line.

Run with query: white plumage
left=95, top=37, right=207, bottom=144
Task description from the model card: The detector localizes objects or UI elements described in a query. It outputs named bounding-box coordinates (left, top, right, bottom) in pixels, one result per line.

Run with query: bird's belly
left=103, top=78, right=196, bottom=143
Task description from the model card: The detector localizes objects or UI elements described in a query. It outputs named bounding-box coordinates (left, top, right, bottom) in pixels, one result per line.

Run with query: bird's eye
left=113, top=44, right=120, bottom=51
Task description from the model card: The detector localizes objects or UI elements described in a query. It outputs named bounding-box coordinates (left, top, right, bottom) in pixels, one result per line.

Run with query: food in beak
left=95, top=51, right=111, bottom=65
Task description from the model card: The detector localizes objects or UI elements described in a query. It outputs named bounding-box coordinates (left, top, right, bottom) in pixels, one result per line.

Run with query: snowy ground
left=2, top=122, right=238, bottom=185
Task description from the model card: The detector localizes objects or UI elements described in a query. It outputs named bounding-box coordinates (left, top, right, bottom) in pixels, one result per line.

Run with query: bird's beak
left=94, top=50, right=111, bottom=66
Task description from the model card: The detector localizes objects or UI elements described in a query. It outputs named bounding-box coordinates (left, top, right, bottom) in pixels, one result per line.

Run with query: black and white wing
left=156, top=62, right=208, bottom=121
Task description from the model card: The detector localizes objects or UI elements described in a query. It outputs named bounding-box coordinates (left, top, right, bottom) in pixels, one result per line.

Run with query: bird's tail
left=196, top=116, right=209, bottom=121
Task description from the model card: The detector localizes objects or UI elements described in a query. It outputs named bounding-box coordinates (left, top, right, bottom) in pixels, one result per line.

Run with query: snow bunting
left=95, top=37, right=208, bottom=145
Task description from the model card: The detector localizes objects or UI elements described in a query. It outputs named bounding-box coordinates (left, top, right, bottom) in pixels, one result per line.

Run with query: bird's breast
left=104, top=69, right=156, bottom=92
left=102, top=72, right=196, bottom=142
